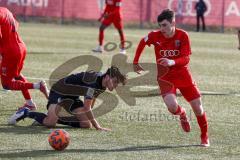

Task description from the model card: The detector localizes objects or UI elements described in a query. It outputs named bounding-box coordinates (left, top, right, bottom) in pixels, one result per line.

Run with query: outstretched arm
left=133, top=38, right=147, bottom=74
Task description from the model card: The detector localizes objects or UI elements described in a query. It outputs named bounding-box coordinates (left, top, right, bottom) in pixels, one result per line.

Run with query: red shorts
left=1, top=46, right=26, bottom=79
left=158, top=80, right=201, bottom=102
left=102, top=15, right=123, bottom=30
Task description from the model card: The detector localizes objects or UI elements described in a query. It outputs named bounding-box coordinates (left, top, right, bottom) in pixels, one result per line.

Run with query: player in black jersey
left=9, top=66, right=126, bottom=131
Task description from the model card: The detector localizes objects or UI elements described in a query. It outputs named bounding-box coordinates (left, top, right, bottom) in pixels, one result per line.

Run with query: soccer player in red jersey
left=0, top=7, right=49, bottom=110
left=133, top=9, right=209, bottom=147
left=93, top=0, right=126, bottom=54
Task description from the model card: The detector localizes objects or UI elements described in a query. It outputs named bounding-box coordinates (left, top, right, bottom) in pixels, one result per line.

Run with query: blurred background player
left=0, top=7, right=49, bottom=110
left=9, top=66, right=126, bottom=131
left=133, top=9, right=209, bottom=147
left=195, top=0, right=207, bottom=32
left=92, top=0, right=126, bottom=54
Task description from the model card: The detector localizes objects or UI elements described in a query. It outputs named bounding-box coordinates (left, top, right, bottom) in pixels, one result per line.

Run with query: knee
left=193, top=107, right=204, bottom=116
left=163, top=96, right=178, bottom=114
left=166, top=103, right=178, bottom=114
left=190, top=99, right=204, bottom=116
left=167, top=106, right=178, bottom=114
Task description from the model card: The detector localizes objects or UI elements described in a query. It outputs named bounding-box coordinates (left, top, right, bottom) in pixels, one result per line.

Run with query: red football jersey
left=144, top=28, right=191, bottom=69
left=104, top=0, right=122, bottom=16
left=134, top=28, right=194, bottom=87
left=0, top=7, right=25, bottom=56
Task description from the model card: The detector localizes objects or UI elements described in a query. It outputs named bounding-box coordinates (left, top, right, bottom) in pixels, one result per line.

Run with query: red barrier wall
left=0, top=0, right=240, bottom=27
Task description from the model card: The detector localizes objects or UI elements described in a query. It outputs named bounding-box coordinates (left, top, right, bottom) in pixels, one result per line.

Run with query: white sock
left=33, top=83, right=40, bottom=89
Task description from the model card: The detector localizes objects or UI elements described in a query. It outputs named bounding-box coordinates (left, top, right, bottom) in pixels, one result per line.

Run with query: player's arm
left=174, top=32, right=191, bottom=66
left=133, top=38, right=148, bottom=74
left=83, top=98, right=111, bottom=131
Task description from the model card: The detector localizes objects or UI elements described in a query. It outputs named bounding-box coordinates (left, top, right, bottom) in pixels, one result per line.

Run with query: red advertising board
left=0, top=0, right=240, bottom=27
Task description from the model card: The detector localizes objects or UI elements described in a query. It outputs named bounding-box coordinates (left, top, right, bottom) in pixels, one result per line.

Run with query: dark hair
left=157, top=9, right=175, bottom=23
left=104, top=66, right=126, bottom=85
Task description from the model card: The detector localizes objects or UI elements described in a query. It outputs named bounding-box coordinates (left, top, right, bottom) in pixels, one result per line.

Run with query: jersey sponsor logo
left=7, top=0, right=48, bottom=8
left=159, top=50, right=180, bottom=57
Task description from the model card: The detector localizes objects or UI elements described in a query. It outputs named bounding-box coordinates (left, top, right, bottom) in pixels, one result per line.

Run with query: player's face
left=105, top=75, right=119, bottom=91
left=158, top=19, right=175, bottom=37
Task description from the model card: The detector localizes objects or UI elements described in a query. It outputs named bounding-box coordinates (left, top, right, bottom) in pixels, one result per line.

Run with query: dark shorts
left=47, top=90, right=84, bottom=112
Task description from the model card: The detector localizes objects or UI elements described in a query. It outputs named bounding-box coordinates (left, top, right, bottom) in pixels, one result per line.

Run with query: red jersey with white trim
left=0, top=7, right=26, bottom=56
left=134, top=28, right=195, bottom=87
left=104, top=0, right=122, bottom=18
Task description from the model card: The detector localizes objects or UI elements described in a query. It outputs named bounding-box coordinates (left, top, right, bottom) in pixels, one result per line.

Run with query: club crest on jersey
left=175, top=40, right=180, bottom=47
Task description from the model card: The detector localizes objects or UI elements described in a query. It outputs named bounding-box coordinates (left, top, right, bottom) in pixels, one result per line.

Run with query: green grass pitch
left=0, top=23, right=239, bottom=159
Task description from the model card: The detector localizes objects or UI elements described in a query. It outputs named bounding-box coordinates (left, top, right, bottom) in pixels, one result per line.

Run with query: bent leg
left=42, top=104, right=61, bottom=127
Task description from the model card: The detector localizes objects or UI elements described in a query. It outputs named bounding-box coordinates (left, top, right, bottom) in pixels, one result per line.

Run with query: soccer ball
left=48, top=129, right=70, bottom=151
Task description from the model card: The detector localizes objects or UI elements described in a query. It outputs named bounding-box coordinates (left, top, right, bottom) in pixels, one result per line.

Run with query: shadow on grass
left=0, top=144, right=201, bottom=158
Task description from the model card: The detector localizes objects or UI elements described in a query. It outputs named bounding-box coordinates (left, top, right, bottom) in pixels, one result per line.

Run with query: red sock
left=169, top=105, right=185, bottom=115
left=119, top=30, right=125, bottom=49
left=21, top=89, right=31, bottom=100
left=99, top=29, right=104, bottom=46
left=196, top=112, right=208, bottom=136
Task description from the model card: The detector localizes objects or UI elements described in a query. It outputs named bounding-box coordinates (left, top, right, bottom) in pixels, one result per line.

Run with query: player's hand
left=97, top=127, right=111, bottom=131
left=133, top=63, right=144, bottom=74
left=158, top=58, right=175, bottom=67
